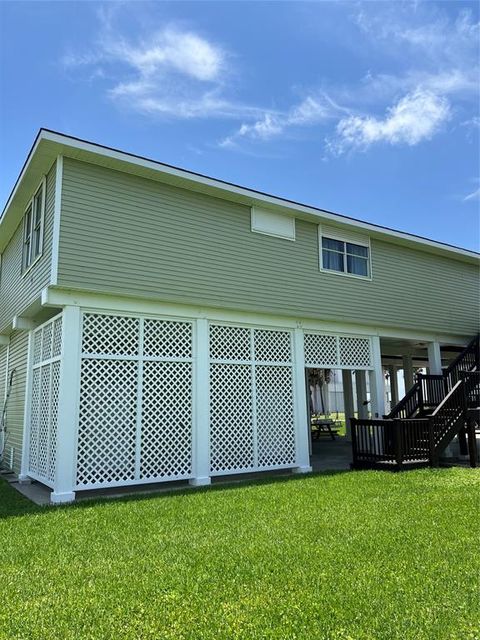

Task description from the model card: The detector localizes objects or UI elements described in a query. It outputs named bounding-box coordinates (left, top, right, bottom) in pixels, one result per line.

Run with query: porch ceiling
left=380, top=336, right=464, bottom=365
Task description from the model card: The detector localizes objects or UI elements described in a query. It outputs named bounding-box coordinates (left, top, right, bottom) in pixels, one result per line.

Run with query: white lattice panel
left=77, top=313, right=194, bottom=488
left=38, top=367, right=50, bottom=478
left=339, top=336, right=371, bottom=367
left=42, top=323, right=53, bottom=361
left=48, top=361, right=60, bottom=483
left=210, top=364, right=255, bottom=473
left=256, top=366, right=296, bottom=467
left=143, top=319, right=192, bottom=359
left=254, top=329, right=292, bottom=363
left=210, top=324, right=251, bottom=362
left=140, top=361, right=192, bottom=479
left=52, top=318, right=63, bottom=358
left=77, top=359, right=138, bottom=486
left=82, top=313, right=139, bottom=356
left=33, top=331, right=42, bottom=366
left=29, top=369, right=40, bottom=472
left=304, top=332, right=372, bottom=368
left=304, top=333, right=337, bottom=366
left=28, top=314, right=63, bottom=487
left=209, top=323, right=296, bottom=475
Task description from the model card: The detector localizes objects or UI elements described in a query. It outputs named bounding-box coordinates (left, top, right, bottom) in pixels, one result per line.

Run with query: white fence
left=27, top=314, right=63, bottom=487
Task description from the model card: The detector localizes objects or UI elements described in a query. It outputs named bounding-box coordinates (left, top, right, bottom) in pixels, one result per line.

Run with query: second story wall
left=57, top=158, right=479, bottom=337
left=0, top=162, right=56, bottom=332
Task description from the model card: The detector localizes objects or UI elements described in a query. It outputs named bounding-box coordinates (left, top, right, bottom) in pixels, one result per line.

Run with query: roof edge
left=1, top=128, right=479, bottom=262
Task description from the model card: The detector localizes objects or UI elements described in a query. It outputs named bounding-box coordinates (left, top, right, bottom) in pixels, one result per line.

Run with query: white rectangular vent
left=251, top=207, right=295, bottom=241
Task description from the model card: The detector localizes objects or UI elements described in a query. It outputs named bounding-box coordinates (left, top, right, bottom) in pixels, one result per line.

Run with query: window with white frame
left=22, top=179, right=45, bottom=272
left=320, top=231, right=370, bottom=278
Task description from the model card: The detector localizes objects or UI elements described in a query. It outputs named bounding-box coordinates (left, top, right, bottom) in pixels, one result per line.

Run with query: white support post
left=427, top=341, right=442, bottom=375
left=322, top=380, right=330, bottom=415
left=369, top=336, right=386, bottom=419
left=355, top=370, right=368, bottom=419
left=51, top=306, right=82, bottom=504
left=402, top=354, right=414, bottom=390
left=292, top=329, right=312, bottom=474
left=189, top=318, right=211, bottom=486
left=387, top=365, right=399, bottom=407
left=341, top=369, right=354, bottom=441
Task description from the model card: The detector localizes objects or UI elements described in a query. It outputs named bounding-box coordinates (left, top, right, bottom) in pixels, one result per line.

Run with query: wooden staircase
left=351, top=335, right=479, bottom=470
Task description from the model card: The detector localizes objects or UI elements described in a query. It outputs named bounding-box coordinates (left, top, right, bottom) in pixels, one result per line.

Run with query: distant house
left=0, top=129, right=478, bottom=503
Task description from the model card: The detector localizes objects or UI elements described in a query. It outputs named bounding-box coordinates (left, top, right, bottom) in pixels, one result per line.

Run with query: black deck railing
left=351, top=418, right=430, bottom=467
left=352, top=371, right=479, bottom=470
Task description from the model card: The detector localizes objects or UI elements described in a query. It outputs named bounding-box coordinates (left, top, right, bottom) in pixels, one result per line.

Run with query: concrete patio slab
left=6, top=437, right=354, bottom=506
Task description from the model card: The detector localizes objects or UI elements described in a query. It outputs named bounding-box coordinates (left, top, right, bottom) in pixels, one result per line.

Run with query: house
left=0, top=129, right=478, bottom=503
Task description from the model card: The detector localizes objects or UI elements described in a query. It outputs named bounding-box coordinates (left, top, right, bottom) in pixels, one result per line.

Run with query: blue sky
left=1, top=1, right=479, bottom=250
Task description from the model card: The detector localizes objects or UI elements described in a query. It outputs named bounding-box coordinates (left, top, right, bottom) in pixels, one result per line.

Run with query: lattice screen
left=304, top=332, right=372, bottom=368
left=76, top=314, right=193, bottom=489
left=28, top=314, right=63, bottom=487
left=209, top=324, right=296, bottom=475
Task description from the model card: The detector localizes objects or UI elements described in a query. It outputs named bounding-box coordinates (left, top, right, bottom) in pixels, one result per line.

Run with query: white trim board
left=50, top=155, right=63, bottom=285
left=41, top=286, right=472, bottom=346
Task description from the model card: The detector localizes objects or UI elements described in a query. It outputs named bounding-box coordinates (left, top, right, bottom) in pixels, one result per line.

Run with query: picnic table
left=311, top=417, right=341, bottom=441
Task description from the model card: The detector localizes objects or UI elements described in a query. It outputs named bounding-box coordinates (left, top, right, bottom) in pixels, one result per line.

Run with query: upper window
left=22, top=179, right=45, bottom=272
left=320, top=230, right=371, bottom=278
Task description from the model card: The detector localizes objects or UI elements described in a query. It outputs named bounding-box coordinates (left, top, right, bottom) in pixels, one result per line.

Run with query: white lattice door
left=28, top=314, right=63, bottom=487
left=76, top=313, right=194, bottom=489
left=209, top=324, right=296, bottom=475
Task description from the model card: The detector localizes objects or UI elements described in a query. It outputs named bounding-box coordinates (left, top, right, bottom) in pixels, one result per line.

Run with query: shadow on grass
left=0, top=468, right=355, bottom=521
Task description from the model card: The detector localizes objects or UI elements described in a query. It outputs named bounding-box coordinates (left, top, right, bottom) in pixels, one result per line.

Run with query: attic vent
left=251, top=207, right=295, bottom=241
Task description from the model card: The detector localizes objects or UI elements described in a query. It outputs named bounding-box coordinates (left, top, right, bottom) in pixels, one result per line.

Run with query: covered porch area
left=306, top=334, right=476, bottom=471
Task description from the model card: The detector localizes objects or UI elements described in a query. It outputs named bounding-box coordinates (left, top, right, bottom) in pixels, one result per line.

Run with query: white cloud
left=331, top=90, right=450, bottom=153
left=463, top=187, right=480, bottom=202
left=105, top=28, right=225, bottom=82
left=63, top=3, right=479, bottom=157
left=220, top=95, right=339, bottom=147
left=355, top=6, right=479, bottom=67
left=63, top=21, right=247, bottom=120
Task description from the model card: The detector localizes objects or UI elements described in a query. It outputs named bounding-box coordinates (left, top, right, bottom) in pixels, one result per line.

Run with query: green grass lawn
left=1, top=469, right=479, bottom=640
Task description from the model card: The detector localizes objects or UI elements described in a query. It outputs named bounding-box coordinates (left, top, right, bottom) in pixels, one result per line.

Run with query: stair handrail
left=387, top=333, right=479, bottom=419
left=428, top=378, right=466, bottom=465
left=444, top=334, right=479, bottom=377
left=429, top=379, right=463, bottom=418
left=385, top=380, right=421, bottom=419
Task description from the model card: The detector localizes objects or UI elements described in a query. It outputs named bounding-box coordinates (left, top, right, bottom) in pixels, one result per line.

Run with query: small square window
left=320, top=233, right=370, bottom=278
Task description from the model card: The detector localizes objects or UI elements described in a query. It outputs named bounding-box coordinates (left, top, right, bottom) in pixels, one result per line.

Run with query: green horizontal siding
left=0, top=344, right=6, bottom=468
left=58, top=158, right=479, bottom=336
left=1, top=332, right=28, bottom=475
left=0, top=162, right=56, bottom=332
